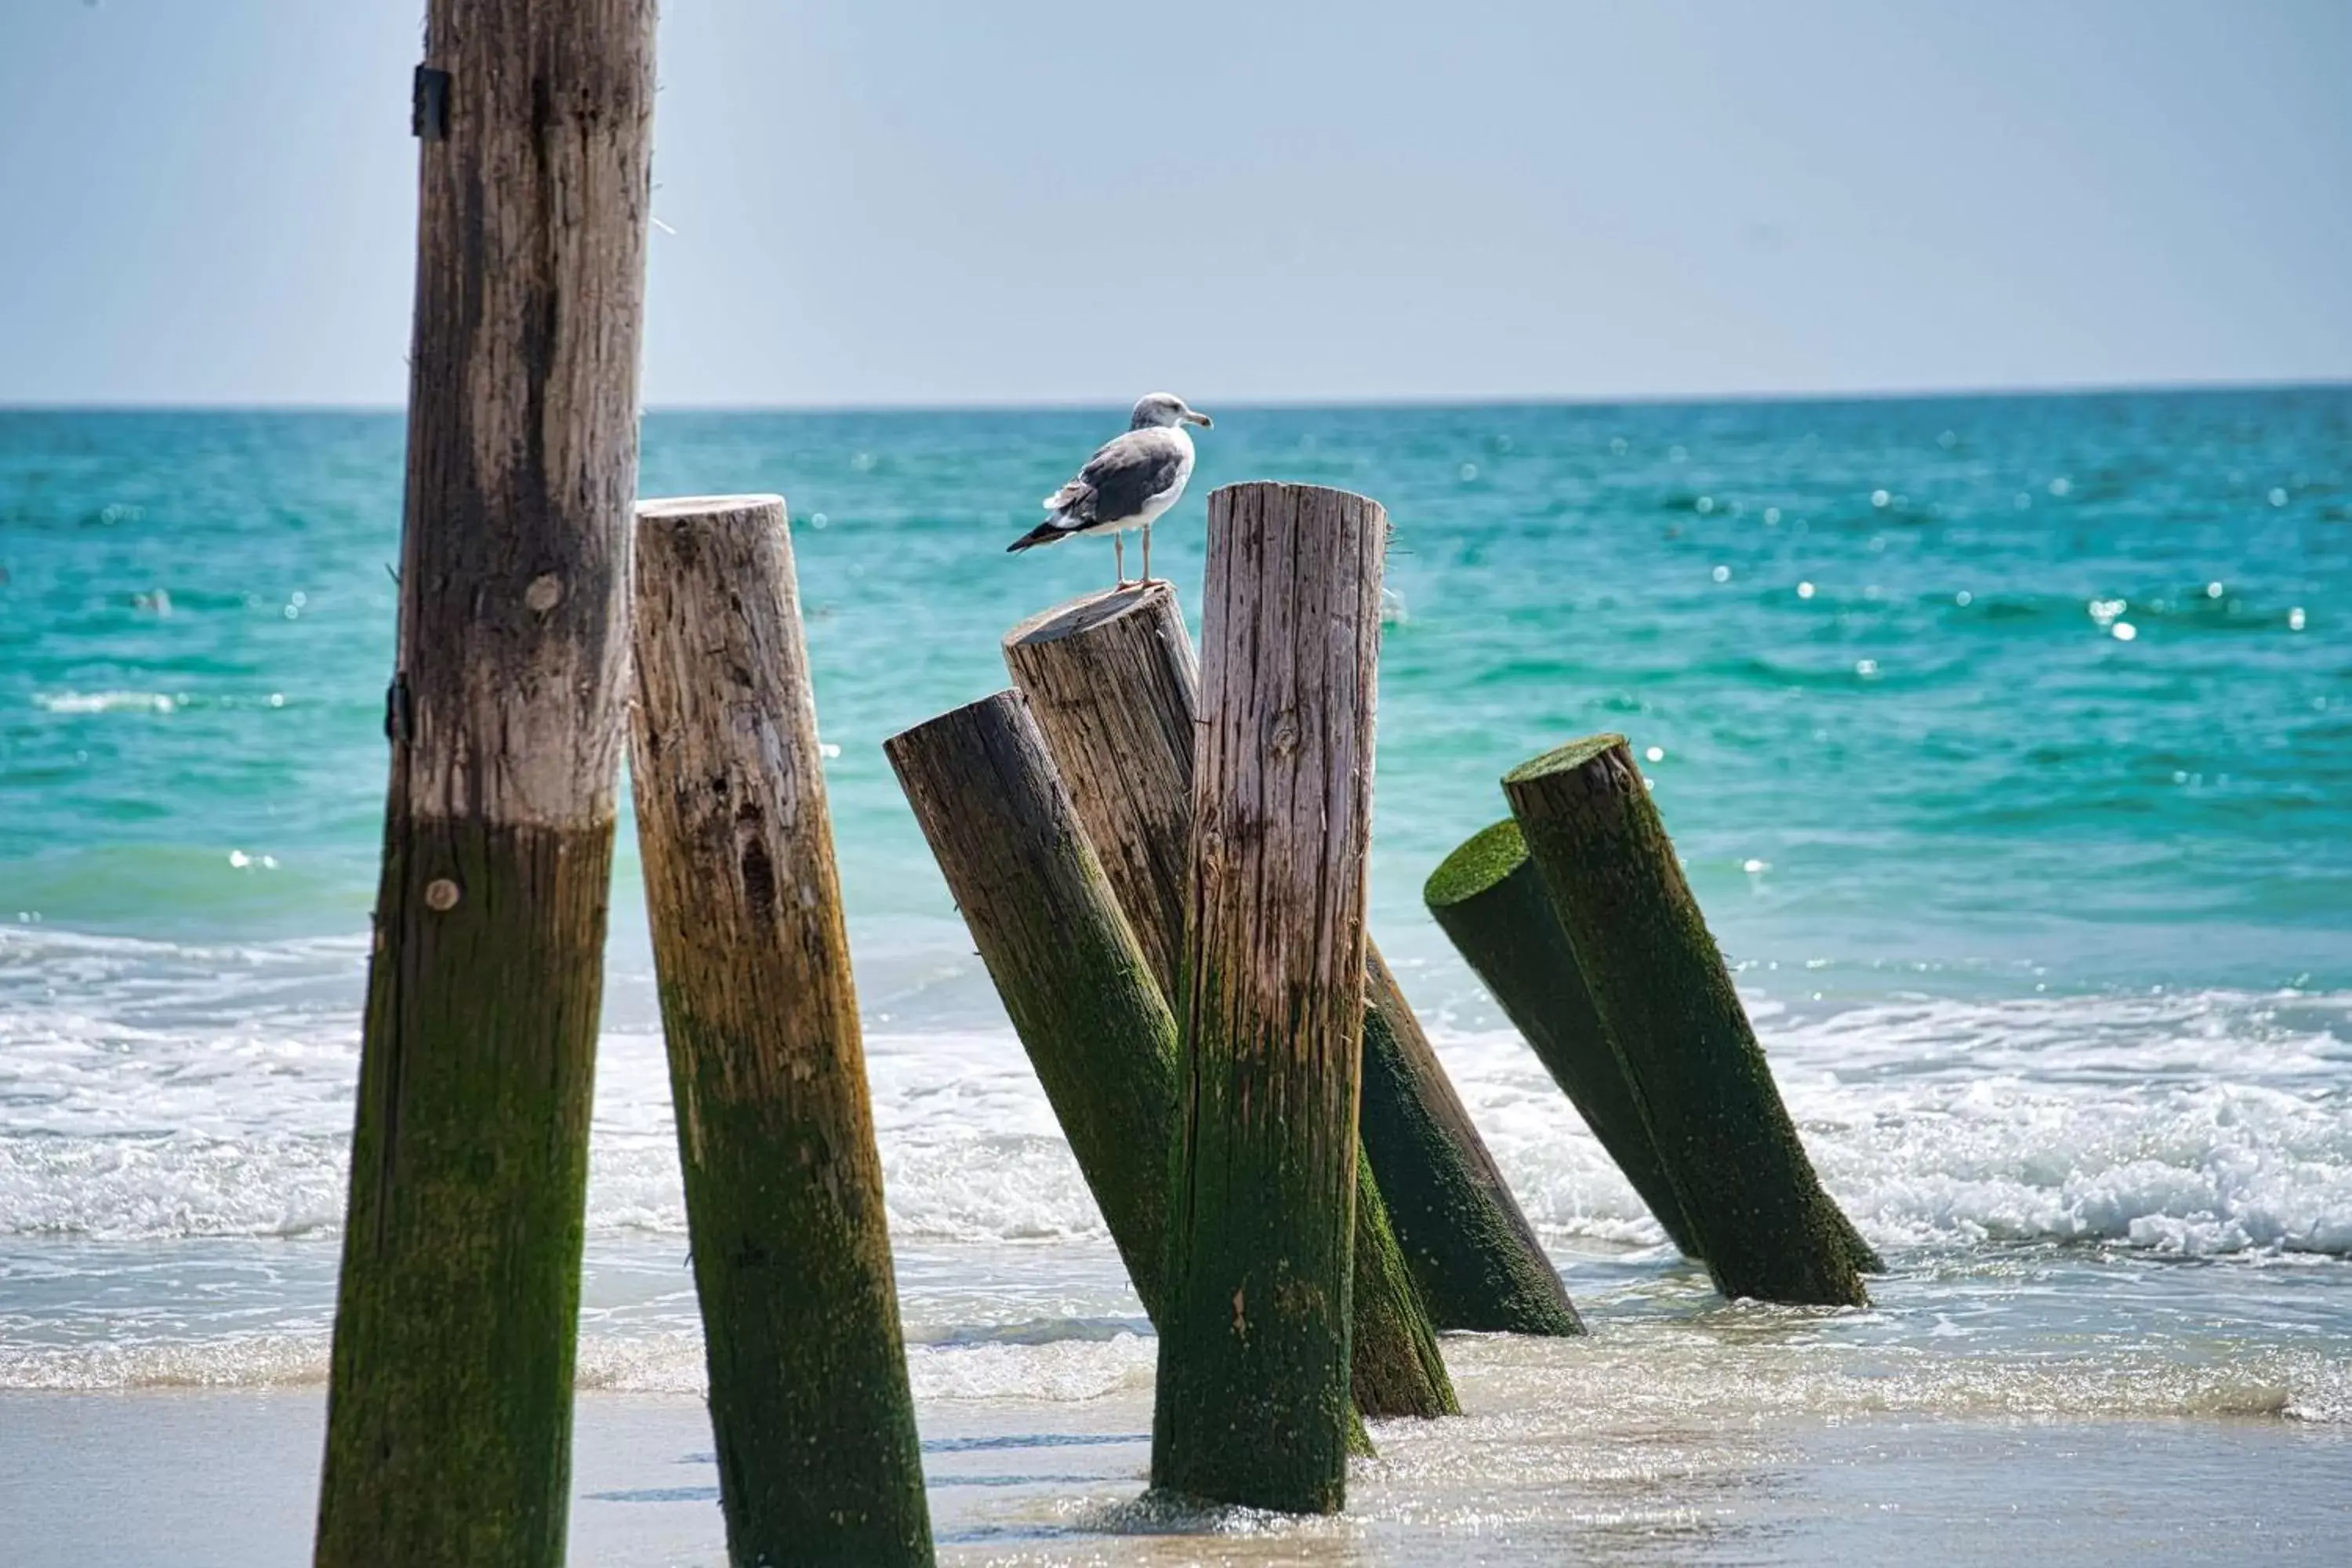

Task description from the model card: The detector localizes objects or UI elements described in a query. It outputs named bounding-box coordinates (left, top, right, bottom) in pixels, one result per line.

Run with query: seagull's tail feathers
left=1007, top=515, right=1077, bottom=554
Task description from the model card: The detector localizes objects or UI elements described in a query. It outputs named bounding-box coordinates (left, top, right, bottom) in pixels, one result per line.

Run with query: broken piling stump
left=631, top=495, right=933, bottom=1566
left=1502, top=735, right=1871, bottom=1307
left=1150, top=482, right=1388, bottom=1515
left=1004, top=583, right=1578, bottom=1336
left=884, top=691, right=1451, bottom=1432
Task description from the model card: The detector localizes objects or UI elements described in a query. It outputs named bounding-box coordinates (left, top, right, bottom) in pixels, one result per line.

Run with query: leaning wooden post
left=1151, top=482, right=1385, bottom=1515
left=885, top=693, right=1179, bottom=1316
left=1502, top=736, right=1871, bottom=1307
left=314, top=5, right=655, bottom=1565
left=632, top=497, right=933, bottom=1567
left=1425, top=818, right=1704, bottom=1258
left=1005, top=586, right=1578, bottom=1337
left=883, top=692, right=1451, bottom=1428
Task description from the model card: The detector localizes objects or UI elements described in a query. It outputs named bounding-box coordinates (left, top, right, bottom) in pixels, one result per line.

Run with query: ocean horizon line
left=2, top=375, right=2347, bottom=421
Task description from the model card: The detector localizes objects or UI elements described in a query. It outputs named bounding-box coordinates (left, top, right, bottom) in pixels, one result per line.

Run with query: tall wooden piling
left=1502, top=735, right=1870, bottom=1308
left=884, top=692, right=1453, bottom=1426
left=315, top=5, right=656, bottom=1564
left=1151, top=482, right=1388, bottom=1515
left=1005, top=585, right=1577, bottom=1337
left=632, top=496, right=932, bottom=1566
left=1425, top=818, right=1703, bottom=1258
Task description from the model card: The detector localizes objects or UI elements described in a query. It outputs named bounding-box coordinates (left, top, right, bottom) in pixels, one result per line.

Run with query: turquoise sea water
left=4, top=391, right=2346, bottom=982
left=3, top=390, right=2350, bottom=1560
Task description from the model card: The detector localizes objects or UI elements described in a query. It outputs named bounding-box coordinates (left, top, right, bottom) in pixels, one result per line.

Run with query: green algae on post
left=1502, top=735, right=1871, bottom=1308
left=314, top=4, right=658, bottom=1563
left=1152, top=484, right=1391, bottom=1514
left=884, top=692, right=1182, bottom=1317
left=884, top=692, right=1446, bottom=1432
left=1425, top=818, right=1704, bottom=1259
left=1005, top=581, right=1576, bottom=1338
left=633, top=496, right=933, bottom=1566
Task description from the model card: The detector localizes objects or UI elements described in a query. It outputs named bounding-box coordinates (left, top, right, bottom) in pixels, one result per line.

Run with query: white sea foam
left=5, top=926, right=2349, bottom=1261
left=31, top=690, right=183, bottom=714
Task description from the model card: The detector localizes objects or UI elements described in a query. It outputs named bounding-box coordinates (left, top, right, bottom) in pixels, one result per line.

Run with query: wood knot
left=423, top=877, right=461, bottom=912
left=1268, top=713, right=1301, bottom=759
left=524, top=573, right=564, bottom=612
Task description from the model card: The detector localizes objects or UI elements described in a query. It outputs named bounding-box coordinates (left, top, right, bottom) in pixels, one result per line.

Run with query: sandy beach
left=9, top=1360, right=2347, bottom=1566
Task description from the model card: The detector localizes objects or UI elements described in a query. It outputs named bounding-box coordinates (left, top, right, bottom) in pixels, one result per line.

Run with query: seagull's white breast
left=1122, top=426, right=1195, bottom=532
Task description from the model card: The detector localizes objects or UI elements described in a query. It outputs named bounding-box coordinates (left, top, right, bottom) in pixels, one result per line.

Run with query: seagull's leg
left=1142, top=523, right=1152, bottom=586
left=1114, top=533, right=1127, bottom=587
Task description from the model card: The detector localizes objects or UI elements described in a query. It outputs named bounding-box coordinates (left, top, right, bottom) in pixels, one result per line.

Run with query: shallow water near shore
left=2, top=389, right=2349, bottom=1561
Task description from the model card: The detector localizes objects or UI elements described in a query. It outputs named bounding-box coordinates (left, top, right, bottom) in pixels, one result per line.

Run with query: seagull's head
left=1131, top=392, right=1213, bottom=432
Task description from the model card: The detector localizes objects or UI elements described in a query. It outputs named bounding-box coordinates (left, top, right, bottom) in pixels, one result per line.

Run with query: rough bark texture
left=1006, top=584, right=1574, bottom=1336
left=1425, top=819, right=1703, bottom=1258
left=1501, top=736, right=1871, bottom=1308
left=884, top=693, right=1444, bottom=1434
left=1151, top=482, right=1387, bottom=1515
left=315, top=6, right=655, bottom=1565
left=631, top=496, right=933, bottom=1567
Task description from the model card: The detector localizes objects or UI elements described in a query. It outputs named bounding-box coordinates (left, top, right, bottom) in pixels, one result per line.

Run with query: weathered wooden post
left=1005, top=585, right=1578, bottom=1336
left=1151, top=482, right=1386, bottom=1514
left=631, top=496, right=933, bottom=1566
left=1502, top=735, right=1871, bottom=1307
left=1425, top=818, right=1704, bottom=1258
left=314, top=5, right=655, bottom=1564
left=884, top=691, right=1453, bottom=1426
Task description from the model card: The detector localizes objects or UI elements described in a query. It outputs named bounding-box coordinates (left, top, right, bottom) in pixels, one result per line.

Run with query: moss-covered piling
left=884, top=692, right=1449, bottom=1431
left=1501, top=735, right=1870, bottom=1307
left=314, top=5, right=656, bottom=1562
left=632, top=496, right=933, bottom=1566
left=1151, top=483, right=1390, bottom=1515
left=1424, top=819, right=1702, bottom=1258
left=1005, top=583, right=1577, bottom=1337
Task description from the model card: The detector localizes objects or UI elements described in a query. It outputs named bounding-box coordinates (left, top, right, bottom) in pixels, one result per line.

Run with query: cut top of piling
left=1422, top=818, right=1535, bottom=910
left=1004, top=581, right=1180, bottom=648
left=1501, top=732, right=1627, bottom=786
left=637, top=494, right=786, bottom=524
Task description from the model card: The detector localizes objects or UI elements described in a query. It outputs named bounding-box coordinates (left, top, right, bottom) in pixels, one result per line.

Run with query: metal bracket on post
left=384, top=673, right=415, bottom=745
left=412, top=66, right=452, bottom=140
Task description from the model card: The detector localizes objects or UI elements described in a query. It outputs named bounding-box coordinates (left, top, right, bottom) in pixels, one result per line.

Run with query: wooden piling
left=631, top=496, right=932, bottom=1566
left=1150, top=482, right=1387, bottom=1515
left=1501, top=736, right=1871, bottom=1307
left=1425, top=818, right=1703, bottom=1258
left=314, top=5, right=656, bottom=1564
left=883, top=692, right=1452, bottom=1429
left=1005, top=585, right=1577, bottom=1337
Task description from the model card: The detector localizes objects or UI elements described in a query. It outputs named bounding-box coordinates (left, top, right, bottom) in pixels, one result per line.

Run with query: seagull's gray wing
left=1043, top=426, right=1190, bottom=527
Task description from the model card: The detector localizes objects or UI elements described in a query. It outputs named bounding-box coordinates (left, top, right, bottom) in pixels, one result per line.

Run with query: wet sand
left=8, top=1343, right=2347, bottom=1567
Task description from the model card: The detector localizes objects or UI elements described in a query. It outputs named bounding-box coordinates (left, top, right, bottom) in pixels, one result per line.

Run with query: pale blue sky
left=3, top=0, right=2347, bottom=407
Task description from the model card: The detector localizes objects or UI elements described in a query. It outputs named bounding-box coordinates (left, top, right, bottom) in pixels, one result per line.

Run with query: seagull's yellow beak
left=1182, top=408, right=1214, bottom=429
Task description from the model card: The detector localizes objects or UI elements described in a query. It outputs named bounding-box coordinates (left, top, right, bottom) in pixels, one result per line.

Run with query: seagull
left=1007, top=392, right=1213, bottom=587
